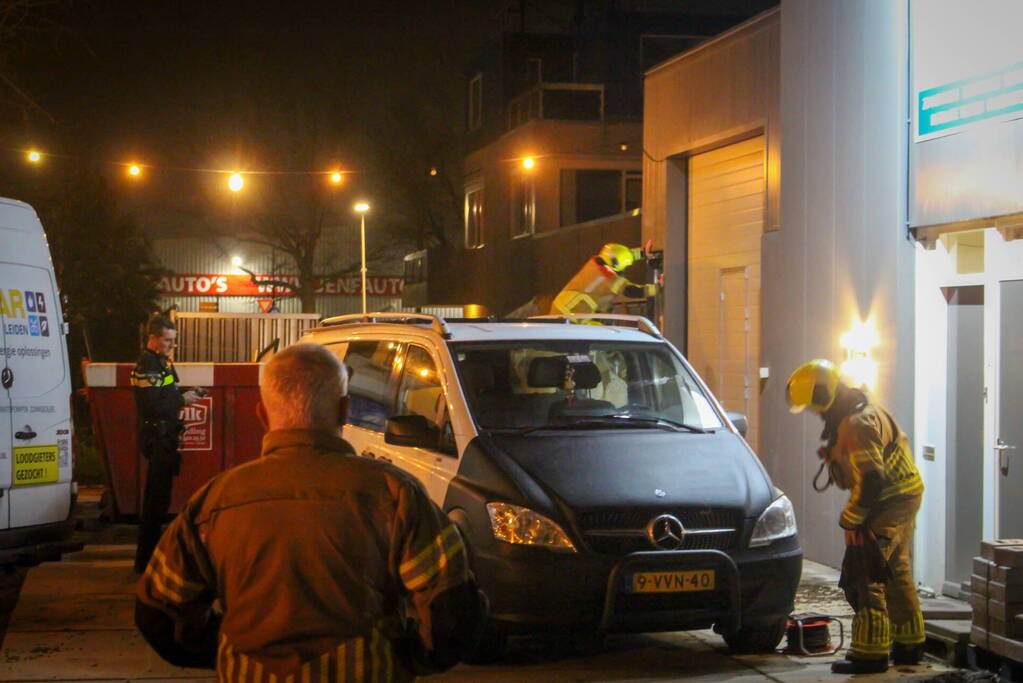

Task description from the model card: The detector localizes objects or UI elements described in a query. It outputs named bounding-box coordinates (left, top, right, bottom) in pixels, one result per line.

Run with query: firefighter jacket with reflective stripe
left=132, top=348, right=184, bottom=423
left=827, top=403, right=924, bottom=530
left=136, top=429, right=477, bottom=682
left=550, top=257, right=657, bottom=316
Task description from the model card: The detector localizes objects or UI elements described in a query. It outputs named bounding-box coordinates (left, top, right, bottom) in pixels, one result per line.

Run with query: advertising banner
left=157, top=274, right=403, bottom=297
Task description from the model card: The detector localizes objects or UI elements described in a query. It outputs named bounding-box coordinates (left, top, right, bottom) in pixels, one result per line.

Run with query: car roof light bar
left=527, top=314, right=663, bottom=338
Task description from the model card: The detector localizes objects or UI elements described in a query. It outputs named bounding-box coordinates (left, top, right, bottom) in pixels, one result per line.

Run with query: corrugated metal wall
left=172, top=313, right=320, bottom=362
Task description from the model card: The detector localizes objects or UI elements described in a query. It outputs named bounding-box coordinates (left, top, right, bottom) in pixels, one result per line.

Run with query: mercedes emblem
left=646, top=514, right=686, bottom=550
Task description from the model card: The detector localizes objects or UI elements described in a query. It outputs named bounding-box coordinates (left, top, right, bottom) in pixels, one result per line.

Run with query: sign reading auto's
left=158, top=274, right=403, bottom=297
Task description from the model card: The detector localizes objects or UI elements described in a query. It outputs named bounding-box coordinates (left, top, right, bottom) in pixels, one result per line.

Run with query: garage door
left=687, top=136, right=764, bottom=450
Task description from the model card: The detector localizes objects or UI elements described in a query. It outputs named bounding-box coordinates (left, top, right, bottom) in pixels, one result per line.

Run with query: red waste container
left=83, top=362, right=264, bottom=517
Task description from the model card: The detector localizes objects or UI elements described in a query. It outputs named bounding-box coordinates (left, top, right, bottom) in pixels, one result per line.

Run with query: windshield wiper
left=508, top=415, right=708, bottom=436
left=605, top=414, right=708, bottom=433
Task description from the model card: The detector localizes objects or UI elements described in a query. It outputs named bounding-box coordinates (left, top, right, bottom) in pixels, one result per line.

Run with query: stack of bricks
left=971, top=539, right=1023, bottom=663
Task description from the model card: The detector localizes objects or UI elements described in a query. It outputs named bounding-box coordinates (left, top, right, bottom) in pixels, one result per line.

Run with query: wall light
left=839, top=318, right=879, bottom=390
left=231, top=255, right=244, bottom=267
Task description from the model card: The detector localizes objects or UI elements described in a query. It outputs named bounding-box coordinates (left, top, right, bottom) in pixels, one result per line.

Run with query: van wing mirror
left=385, top=414, right=439, bottom=448
left=726, top=412, right=748, bottom=438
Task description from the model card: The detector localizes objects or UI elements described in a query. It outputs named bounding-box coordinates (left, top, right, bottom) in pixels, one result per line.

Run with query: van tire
left=722, top=616, right=788, bottom=654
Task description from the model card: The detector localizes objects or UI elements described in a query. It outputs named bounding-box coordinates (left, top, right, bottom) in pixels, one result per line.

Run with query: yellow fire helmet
left=786, top=358, right=841, bottom=414
left=599, top=243, right=634, bottom=272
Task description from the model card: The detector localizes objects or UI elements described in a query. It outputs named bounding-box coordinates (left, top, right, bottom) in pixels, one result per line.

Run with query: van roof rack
left=527, top=313, right=663, bottom=338
left=319, top=312, right=451, bottom=339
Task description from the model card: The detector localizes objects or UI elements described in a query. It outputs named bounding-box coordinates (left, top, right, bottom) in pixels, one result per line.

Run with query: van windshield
left=449, top=340, right=723, bottom=431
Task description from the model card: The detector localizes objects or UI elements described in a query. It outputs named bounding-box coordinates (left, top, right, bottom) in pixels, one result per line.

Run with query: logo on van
left=646, top=514, right=687, bottom=550
left=1, top=289, right=48, bottom=336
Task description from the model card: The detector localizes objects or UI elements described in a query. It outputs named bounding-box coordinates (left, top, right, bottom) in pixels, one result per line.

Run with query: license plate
left=631, top=569, right=715, bottom=593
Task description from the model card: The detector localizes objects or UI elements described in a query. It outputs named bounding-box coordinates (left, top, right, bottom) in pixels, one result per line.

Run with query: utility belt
left=141, top=418, right=184, bottom=438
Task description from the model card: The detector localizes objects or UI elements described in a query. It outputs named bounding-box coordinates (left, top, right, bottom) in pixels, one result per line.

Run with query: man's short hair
left=261, top=343, right=349, bottom=428
left=147, top=315, right=176, bottom=338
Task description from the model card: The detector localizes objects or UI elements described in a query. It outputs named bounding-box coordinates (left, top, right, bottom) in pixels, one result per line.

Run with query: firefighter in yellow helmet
left=549, top=243, right=658, bottom=316
left=787, top=359, right=924, bottom=674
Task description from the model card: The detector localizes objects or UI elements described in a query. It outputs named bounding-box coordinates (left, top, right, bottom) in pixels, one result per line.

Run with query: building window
left=510, top=177, right=535, bottom=238
left=560, top=169, right=638, bottom=226
left=465, top=186, right=484, bottom=248
left=625, top=171, right=642, bottom=212
left=468, top=73, right=483, bottom=131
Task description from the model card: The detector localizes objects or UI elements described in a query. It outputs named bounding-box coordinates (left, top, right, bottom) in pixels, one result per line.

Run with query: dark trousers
left=134, top=438, right=179, bottom=573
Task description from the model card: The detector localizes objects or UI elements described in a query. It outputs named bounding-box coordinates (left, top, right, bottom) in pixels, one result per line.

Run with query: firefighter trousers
left=843, top=494, right=924, bottom=660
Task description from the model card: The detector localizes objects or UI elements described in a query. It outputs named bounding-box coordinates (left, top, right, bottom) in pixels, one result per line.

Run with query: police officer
left=135, top=343, right=485, bottom=681
left=549, top=243, right=659, bottom=316
left=787, top=359, right=925, bottom=674
left=132, top=316, right=202, bottom=574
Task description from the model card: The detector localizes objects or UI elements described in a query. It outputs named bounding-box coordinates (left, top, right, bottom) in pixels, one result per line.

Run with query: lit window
left=465, top=186, right=484, bottom=248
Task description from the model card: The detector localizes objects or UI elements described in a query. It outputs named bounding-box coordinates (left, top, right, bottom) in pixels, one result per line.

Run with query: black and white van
left=302, top=313, right=802, bottom=657
left=0, top=198, right=81, bottom=568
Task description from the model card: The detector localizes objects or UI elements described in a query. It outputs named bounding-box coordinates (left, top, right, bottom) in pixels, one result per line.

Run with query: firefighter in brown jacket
left=549, top=243, right=658, bottom=316
left=787, top=359, right=925, bottom=675
left=135, top=343, right=485, bottom=682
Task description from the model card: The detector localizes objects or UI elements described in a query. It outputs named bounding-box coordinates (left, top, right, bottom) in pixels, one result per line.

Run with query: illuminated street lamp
left=522, top=157, right=535, bottom=170
left=330, top=171, right=343, bottom=184
left=354, top=202, right=370, bottom=315
left=26, top=150, right=42, bottom=163
left=228, top=172, right=244, bottom=192
left=128, top=164, right=142, bottom=178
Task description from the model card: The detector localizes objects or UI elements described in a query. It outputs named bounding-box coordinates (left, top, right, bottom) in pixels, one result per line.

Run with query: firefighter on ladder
left=787, top=359, right=925, bottom=674
left=549, top=242, right=660, bottom=316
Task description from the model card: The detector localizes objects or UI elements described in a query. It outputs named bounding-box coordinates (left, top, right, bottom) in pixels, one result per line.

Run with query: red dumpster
left=83, top=362, right=264, bottom=517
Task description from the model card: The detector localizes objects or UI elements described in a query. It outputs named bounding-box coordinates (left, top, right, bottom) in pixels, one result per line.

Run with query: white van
left=0, top=198, right=80, bottom=567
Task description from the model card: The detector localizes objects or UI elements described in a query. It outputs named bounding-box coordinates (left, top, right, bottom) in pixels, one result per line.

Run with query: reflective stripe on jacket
left=550, top=257, right=653, bottom=315
left=829, top=404, right=923, bottom=529
left=136, top=429, right=475, bottom=682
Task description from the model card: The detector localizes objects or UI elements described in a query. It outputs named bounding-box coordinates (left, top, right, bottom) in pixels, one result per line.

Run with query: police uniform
left=550, top=256, right=656, bottom=316
left=825, top=401, right=925, bottom=663
left=132, top=347, right=186, bottom=573
left=136, top=429, right=483, bottom=682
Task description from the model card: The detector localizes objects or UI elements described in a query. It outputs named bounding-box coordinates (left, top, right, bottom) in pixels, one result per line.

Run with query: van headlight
left=749, top=494, right=797, bottom=547
left=486, top=502, right=577, bottom=552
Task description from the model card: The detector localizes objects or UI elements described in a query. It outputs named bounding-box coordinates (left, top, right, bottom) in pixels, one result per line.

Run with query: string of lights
left=4, top=145, right=376, bottom=192
left=8, top=145, right=542, bottom=192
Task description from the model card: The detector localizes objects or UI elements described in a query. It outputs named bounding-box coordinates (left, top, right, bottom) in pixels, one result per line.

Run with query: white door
left=0, top=262, right=72, bottom=528
left=997, top=279, right=1023, bottom=537
left=381, top=343, right=458, bottom=505
left=687, top=136, right=764, bottom=448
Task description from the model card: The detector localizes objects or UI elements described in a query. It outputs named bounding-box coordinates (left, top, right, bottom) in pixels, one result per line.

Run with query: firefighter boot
left=831, top=656, right=888, bottom=674
left=891, top=642, right=924, bottom=665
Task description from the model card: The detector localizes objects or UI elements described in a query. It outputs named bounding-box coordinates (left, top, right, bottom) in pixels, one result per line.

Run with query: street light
left=330, top=171, right=343, bottom=184
left=354, top=202, right=370, bottom=315
left=128, top=164, right=142, bottom=178
left=228, top=172, right=244, bottom=192
left=26, top=150, right=42, bottom=163
left=522, top=157, right=535, bottom=170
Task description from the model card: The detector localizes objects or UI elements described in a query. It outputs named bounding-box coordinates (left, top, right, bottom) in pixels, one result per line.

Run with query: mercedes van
left=302, top=312, right=802, bottom=658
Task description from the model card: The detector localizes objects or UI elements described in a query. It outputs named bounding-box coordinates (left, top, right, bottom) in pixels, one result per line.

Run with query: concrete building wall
left=642, top=10, right=780, bottom=348
left=771, top=0, right=914, bottom=568
left=644, top=2, right=916, bottom=568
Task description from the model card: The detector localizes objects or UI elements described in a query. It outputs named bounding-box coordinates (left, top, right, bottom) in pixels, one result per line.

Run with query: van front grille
left=576, top=508, right=741, bottom=556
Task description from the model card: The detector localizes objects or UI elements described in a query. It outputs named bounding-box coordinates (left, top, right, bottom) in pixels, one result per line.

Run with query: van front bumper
left=475, top=536, right=802, bottom=635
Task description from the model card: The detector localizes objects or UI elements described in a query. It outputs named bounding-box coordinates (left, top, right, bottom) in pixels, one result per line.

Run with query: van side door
left=0, top=260, right=72, bottom=529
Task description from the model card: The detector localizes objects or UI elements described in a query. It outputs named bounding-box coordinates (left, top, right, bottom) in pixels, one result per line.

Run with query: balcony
left=507, top=83, right=605, bottom=131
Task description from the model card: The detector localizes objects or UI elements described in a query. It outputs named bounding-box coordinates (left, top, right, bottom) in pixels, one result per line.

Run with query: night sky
left=3, top=0, right=502, bottom=236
